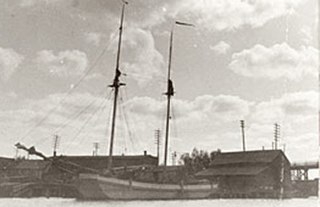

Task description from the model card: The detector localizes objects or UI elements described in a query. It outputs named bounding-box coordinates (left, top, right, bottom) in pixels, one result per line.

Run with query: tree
left=180, top=148, right=212, bottom=174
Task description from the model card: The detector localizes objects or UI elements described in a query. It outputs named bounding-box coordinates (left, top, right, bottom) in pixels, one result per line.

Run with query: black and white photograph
left=0, top=0, right=318, bottom=206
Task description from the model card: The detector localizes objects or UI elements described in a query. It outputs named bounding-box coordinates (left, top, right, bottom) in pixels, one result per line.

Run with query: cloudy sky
left=0, top=0, right=318, bottom=164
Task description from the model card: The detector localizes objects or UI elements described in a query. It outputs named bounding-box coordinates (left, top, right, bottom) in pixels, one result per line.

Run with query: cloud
left=250, top=91, right=318, bottom=125
left=229, top=43, right=318, bottom=80
left=123, top=0, right=303, bottom=31
left=0, top=47, right=24, bottom=82
left=0, top=91, right=111, bottom=153
left=174, top=0, right=302, bottom=31
left=84, top=32, right=103, bottom=46
left=18, top=0, right=303, bottom=31
left=300, top=26, right=313, bottom=45
left=125, top=94, right=251, bottom=122
left=0, top=91, right=317, bottom=162
left=109, top=27, right=164, bottom=86
left=19, top=0, right=62, bottom=7
left=210, top=41, right=231, bottom=54
left=35, top=50, right=88, bottom=77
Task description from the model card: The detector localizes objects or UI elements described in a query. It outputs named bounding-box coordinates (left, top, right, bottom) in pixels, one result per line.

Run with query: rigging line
left=32, top=88, right=107, bottom=147
left=62, top=97, right=109, bottom=154
left=119, top=93, right=135, bottom=154
left=117, top=95, right=128, bottom=155
left=171, top=99, right=179, bottom=147
left=53, top=88, right=107, bottom=135
left=121, top=88, right=139, bottom=152
left=104, top=89, right=115, bottom=146
left=19, top=43, right=110, bottom=142
left=63, top=88, right=113, bottom=155
left=33, top=88, right=108, bottom=147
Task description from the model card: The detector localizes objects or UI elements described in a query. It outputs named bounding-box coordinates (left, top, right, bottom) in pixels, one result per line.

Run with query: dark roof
left=0, top=157, right=14, bottom=161
left=210, top=150, right=288, bottom=166
left=54, top=155, right=157, bottom=160
left=12, top=160, right=50, bottom=170
left=196, top=166, right=268, bottom=177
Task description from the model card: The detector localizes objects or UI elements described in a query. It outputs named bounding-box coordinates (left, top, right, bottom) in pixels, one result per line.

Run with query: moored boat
left=77, top=173, right=215, bottom=200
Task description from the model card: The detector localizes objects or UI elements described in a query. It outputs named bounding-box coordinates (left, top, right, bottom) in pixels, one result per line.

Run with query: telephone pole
left=53, top=134, right=60, bottom=157
left=274, top=123, right=280, bottom=150
left=240, top=120, right=246, bottom=151
left=154, top=129, right=161, bottom=165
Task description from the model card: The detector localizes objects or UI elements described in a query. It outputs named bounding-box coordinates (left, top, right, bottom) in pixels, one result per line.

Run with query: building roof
left=210, top=150, right=288, bottom=166
left=12, top=160, right=50, bottom=170
left=54, top=154, right=158, bottom=160
left=196, top=166, right=269, bottom=177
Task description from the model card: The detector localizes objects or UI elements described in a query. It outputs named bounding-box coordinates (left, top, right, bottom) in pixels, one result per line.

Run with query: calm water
left=0, top=198, right=318, bottom=207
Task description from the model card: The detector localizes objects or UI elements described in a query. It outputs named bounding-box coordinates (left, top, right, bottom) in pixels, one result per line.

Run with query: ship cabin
left=196, top=150, right=291, bottom=198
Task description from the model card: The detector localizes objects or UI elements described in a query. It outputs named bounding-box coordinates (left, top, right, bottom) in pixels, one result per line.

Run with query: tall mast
left=108, top=1, right=127, bottom=170
left=163, top=21, right=194, bottom=167
left=163, top=30, right=174, bottom=166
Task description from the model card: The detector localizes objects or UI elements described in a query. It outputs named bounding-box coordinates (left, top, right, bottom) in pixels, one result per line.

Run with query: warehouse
left=196, top=150, right=291, bottom=198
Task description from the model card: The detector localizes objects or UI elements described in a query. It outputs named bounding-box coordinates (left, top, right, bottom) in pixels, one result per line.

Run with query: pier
left=291, top=161, right=318, bottom=180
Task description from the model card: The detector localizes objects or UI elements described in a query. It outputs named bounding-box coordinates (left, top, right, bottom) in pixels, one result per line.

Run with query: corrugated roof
left=196, top=166, right=269, bottom=177
left=210, top=150, right=283, bottom=166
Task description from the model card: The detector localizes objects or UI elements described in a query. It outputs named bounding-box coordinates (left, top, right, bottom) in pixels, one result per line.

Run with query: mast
left=163, top=21, right=194, bottom=167
left=163, top=30, right=174, bottom=166
left=108, top=1, right=127, bottom=170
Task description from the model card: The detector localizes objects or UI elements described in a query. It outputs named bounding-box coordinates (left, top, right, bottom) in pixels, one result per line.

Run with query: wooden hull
left=77, top=173, right=215, bottom=200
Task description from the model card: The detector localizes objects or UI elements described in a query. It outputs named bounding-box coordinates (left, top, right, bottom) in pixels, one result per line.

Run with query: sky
left=0, top=0, right=318, bottom=165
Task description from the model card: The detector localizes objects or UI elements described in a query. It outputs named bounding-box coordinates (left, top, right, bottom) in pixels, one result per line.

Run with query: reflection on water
left=0, top=198, right=318, bottom=207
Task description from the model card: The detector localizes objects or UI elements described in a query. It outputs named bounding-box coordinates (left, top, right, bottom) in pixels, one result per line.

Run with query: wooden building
left=55, top=153, right=158, bottom=171
left=196, top=150, right=292, bottom=198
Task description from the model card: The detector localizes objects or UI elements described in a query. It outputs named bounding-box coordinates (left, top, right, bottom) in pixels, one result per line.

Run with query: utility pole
left=240, top=120, right=246, bottom=151
left=274, top=123, right=280, bottom=150
left=154, top=129, right=161, bottom=165
left=53, top=134, right=60, bottom=157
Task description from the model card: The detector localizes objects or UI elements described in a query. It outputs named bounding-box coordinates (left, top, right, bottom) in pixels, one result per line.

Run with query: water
left=0, top=198, right=318, bottom=207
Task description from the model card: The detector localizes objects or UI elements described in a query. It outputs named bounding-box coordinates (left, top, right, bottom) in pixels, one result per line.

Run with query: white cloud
left=109, top=27, right=164, bottom=86
left=0, top=47, right=24, bottom=82
left=125, top=94, right=251, bottom=123
left=35, top=50, right=88, bottom=77
left=0, top=91, right=317, bottom=161
left=0, top=92, right=111, bottom=155
left=229, top=43, right=318, bottom=80
left=174, top=0, right=302, bottom=31
left=210, top=41, right=231, bottom=54
left=251, top=91, right=318, bottom=124
left=300, top=26, right=313, bottom=45
left=19, top=0, right=62, bottom=7
left=116, top=0, right=302, bottom=31
left=84, top=32, right=102, bottom=46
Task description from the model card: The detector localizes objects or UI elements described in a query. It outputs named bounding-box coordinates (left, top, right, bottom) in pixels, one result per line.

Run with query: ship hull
left=77, top=173, right=215, bottom=200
